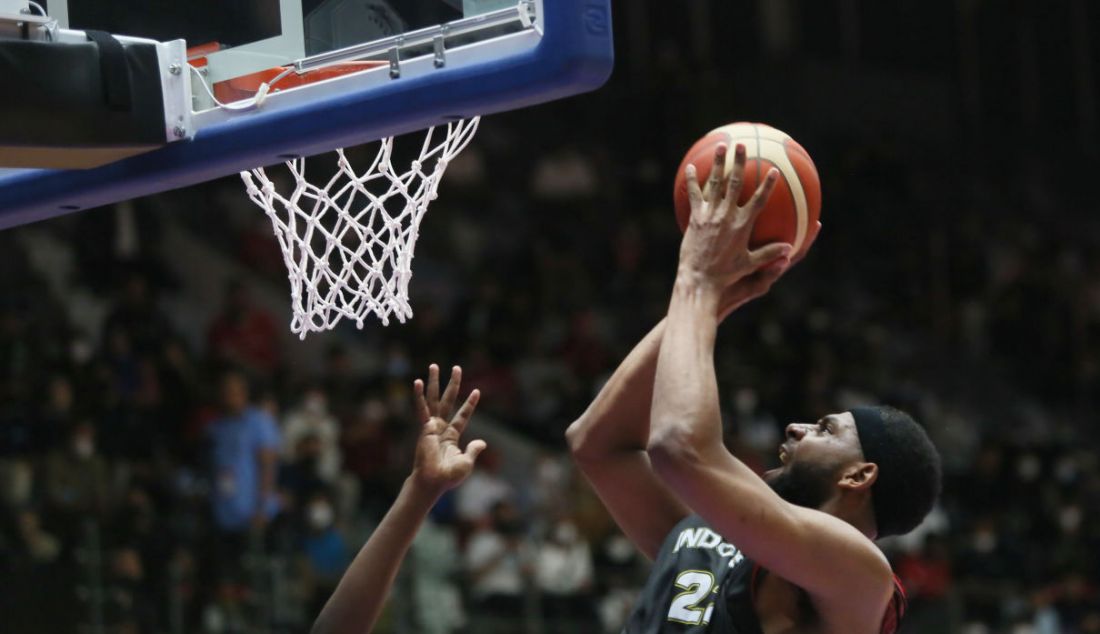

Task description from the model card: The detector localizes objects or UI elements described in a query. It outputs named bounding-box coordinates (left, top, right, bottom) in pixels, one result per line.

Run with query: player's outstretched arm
left=646, top=144, right=892, bottom=625
left=312, top=365, right=484, bottom=634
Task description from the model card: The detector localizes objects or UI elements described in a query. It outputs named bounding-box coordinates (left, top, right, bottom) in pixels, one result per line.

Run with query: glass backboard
left=0, top=0, right=614, bottom=227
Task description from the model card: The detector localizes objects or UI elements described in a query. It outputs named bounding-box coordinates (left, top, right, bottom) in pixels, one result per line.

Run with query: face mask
left=304, top=396, right=326, bottom=415
left=1059, top=506, right=1082, bottom=534
left=73, top=438, right=94, bottom=458
left=309, top=503, right=334, bottom=530
left=973, top=530, right=997, bottom=553
left=554, top=522, right=578, bottom=544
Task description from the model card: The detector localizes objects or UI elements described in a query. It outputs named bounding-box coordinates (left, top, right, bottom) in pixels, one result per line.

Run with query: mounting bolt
left=173, top=126, right=187, bottom=138
left=169, top=63, right=182, bottom=75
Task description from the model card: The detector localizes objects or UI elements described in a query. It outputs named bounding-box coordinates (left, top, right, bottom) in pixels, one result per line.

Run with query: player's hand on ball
left=680, top=143, right=793, bottom=288
left=411, top=364, right=486, bottom=495
left=717, top=220, right=821, bottom=321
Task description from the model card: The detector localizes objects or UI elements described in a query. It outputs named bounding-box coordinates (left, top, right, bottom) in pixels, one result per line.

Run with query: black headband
left=850, top=406, right=902, bottom=537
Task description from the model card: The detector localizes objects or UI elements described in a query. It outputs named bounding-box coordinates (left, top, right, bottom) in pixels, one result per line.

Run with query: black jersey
left=623, top=515, right=907, bottom=634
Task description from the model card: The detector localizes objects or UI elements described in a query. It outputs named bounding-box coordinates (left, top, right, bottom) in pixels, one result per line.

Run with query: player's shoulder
left=879, top=574, right=907, bottom=634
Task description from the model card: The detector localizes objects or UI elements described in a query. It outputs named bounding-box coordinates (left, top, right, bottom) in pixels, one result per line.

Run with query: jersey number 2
left=667, top=570, right=716, bottom=626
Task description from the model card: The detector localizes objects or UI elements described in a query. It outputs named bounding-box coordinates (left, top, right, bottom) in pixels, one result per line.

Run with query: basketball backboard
left=0, top=0, right=613, bottom=228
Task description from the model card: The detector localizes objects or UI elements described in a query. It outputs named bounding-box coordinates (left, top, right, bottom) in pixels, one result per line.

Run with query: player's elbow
left=646, top=423, right=706, bottom=475
left=310, top=615, right=333, bottom=634
left=565, top=416, right=596, bottom=462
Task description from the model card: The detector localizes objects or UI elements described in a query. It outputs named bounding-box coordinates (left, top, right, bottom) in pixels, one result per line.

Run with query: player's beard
left=766, top=459, right=836, bottom=510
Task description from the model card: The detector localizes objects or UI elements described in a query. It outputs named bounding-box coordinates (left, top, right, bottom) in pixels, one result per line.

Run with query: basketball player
left=567, top=144, right=941, bottom=633
left=312, top=364, right=485, bottom=634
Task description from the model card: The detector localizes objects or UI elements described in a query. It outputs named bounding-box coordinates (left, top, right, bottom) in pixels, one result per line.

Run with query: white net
left=240, top=117, right=480, bottom=338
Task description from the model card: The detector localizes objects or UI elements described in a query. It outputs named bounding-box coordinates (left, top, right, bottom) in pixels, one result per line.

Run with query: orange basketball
left=673, top=122, right=821, bottom=258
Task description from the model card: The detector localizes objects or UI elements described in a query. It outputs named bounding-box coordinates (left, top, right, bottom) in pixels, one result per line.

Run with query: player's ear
left=838, top=462, right=878, bottom=492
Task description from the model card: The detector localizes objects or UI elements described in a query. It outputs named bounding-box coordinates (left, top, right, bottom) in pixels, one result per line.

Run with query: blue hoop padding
left=0, top=0, right=613, bottom=229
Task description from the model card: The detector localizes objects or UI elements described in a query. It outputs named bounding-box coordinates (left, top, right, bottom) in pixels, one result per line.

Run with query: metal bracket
left=388, top=39, right=402, bottom=78
left=433, top=30, right=446, bottom=68
left=159, top=39, right=192, bottom=142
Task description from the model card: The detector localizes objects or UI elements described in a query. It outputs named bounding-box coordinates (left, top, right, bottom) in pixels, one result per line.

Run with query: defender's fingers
left=749, top=242, right=793, bottom=269
left=725, top=143, right=747, bottom=206
left=745, top=168, right=780, bottom=224
left=464, top=439, right=488, bottom=462
left=426, top=364, right=440, bottom=409
left=439, top=365, right=462, bottom=419
left=706, top=144, right=728, bottom=208
left=413, top=379, right=431, bottom=423
left=451, top=389, right=481, bottom=435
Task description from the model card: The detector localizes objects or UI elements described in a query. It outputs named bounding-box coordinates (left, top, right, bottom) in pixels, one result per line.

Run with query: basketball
left=673, top=122, right=822, bottom=258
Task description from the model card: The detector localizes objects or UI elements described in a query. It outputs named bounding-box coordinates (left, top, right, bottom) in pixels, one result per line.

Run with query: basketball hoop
left=241, top=117, right=480, bottom=338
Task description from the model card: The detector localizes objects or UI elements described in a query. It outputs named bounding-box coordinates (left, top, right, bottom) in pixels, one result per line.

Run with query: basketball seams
left=713, top=127, right=808, bottom=253
left=754, top=139, right=809, bottom=253
left=682, top=123, right=816, bottom=253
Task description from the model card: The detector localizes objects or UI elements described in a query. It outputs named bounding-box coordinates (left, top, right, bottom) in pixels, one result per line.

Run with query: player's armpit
left=570, top=449, right=689, bottom=560
left=565, top=320, right=690, bottom=560
left=647, top=441, right=893, bottom=616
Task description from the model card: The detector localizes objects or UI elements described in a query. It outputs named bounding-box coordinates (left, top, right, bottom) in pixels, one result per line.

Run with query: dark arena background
left=3, top=1, right=1100, bottom=632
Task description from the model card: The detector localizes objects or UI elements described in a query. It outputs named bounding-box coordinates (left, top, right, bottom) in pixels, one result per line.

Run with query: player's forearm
left=311, top=478, right=440, bottom=634
left=648, top=276, right=724, bottom=458
left=565, top=319, right=667, bottom=459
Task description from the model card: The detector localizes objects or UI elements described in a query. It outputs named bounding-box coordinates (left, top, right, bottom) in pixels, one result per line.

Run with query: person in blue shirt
left=207, top=370, right=281, bottom=536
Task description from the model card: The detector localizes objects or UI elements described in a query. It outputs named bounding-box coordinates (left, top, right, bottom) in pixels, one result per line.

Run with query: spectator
left=455, top=446, right=513, bottom=524
left=465, top=500, right=532, bottom=634
left=206, top=281, right=280, bottom=377
left=340, top=398, right=397, bottom=521
left=280, top=433, right=329, bottom=510
left=205, top=370, right=281, bottom=586
left=534, top=515, right=597, bottom=633
left=100, top=272, right=175, bottom=356
left=282, top=386, right=341, bottom=483
left=298, top=490, right=351, bottom=617
left=42, top=421, right=111, bottom=526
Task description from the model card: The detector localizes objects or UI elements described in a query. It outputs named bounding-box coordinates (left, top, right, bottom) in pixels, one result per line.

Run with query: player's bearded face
left=766, top=458, right=837, bottom=510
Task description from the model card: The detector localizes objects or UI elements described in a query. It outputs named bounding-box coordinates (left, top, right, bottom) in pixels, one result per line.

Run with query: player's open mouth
left=779, top=445, right=790, bottom=465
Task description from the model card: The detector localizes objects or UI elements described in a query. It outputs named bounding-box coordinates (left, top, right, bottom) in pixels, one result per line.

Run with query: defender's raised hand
left=411, top=364, right=486, bottom=495
left=679, top=143, right=793, bottom=288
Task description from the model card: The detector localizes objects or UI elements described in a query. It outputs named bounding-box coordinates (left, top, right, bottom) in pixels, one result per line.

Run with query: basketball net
left=241, top=117, right=480, bottom=338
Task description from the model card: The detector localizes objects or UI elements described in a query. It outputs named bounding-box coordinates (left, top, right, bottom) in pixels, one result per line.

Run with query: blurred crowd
left=3, top=2, right=1100, bottom=633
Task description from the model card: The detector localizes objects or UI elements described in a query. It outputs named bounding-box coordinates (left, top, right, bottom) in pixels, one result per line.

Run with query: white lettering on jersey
left=672, top=526, right=746, bottom=568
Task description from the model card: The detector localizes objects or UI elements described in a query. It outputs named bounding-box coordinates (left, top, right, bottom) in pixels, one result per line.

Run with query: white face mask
left=73, top=438, right=94, bottom=459
left=554, top=522, right=578, bottom=545
left=308, top=503, right=334, bottom=530
left=303, top=395, right=327, bottom=415
left=973, top=529, right=997, bottom=554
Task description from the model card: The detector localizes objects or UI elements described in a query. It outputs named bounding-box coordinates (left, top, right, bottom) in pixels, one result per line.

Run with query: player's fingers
left=686, top=164, right=704, bottom=214
left=413, top=379, right=431, bottom=423
left=744, top=168, right=780, bottom=226
left=422, top=416, right=445, bottom=437
left=464, top=439, right=488, bottom=462
left=426, top=363, right=440, bottom=412
left=749, top=242, right=793, bottom=269
left=451, top=389, right=481, bottom=435
left=725, top=143, right=747, bottom=210
left=706, top=144, right=728, bottom=211
left=439, top=365, right=462, bottom=419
